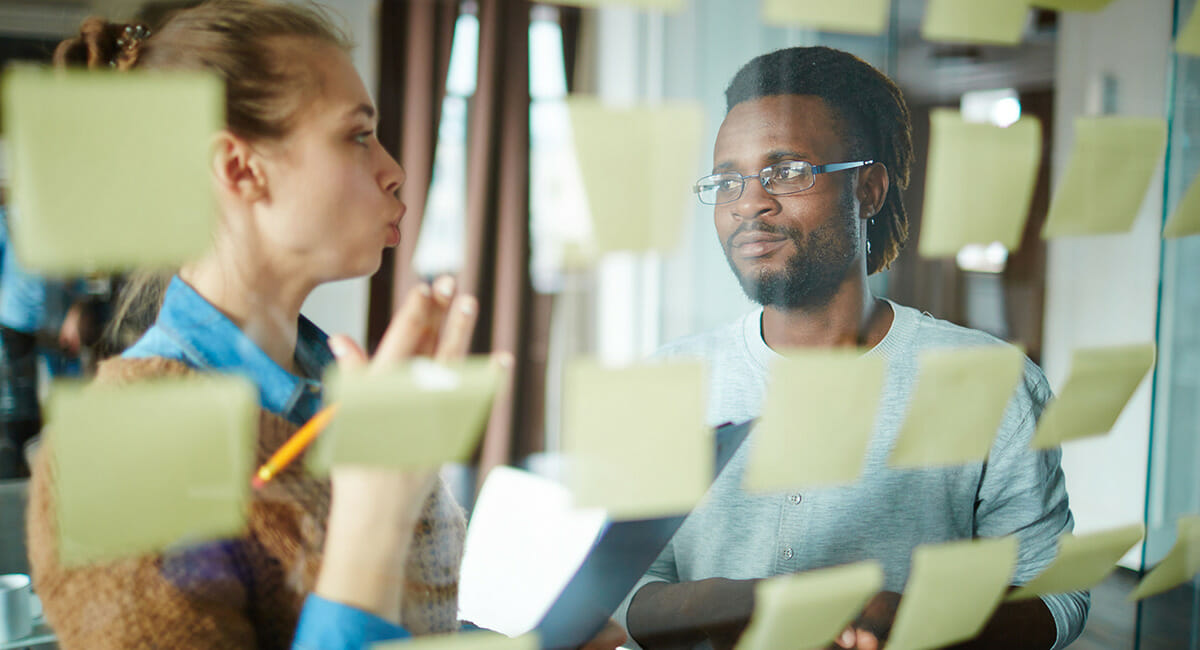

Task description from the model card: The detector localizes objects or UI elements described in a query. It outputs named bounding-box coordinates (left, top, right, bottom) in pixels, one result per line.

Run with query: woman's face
left=251, top=41, right=405, bottom=284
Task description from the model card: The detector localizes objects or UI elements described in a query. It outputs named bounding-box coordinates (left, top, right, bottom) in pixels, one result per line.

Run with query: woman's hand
left=315, top=276, right=478, bottom=623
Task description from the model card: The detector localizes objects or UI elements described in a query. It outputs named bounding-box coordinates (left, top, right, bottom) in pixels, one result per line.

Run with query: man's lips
left=732, top=232, right=787, bottom=258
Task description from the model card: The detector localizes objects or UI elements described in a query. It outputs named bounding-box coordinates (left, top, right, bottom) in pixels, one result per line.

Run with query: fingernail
left=418, top=283, right=432, bottom=297
left=840, top=629, right=855, bottom=646
left=434, top=275, right=456, bottom=298
left=458, top=295, right=477, bottom=315
left=328, top=337, right=347, bottom=358
left=494, top=351, right=514, bottom=369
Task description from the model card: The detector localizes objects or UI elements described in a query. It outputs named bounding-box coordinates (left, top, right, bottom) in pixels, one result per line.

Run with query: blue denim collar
left=123, top=276, right=334, bottom=425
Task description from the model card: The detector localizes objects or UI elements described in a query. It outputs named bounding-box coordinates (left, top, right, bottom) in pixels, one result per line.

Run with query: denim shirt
left=123, top=275, right=411, bottom=648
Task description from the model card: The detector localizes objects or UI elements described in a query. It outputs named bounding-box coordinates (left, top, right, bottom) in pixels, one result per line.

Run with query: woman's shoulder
left=94, top=355, right=196, bottom=386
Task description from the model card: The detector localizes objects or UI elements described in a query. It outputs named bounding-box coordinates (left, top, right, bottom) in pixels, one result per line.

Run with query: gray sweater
left=616, top=301, right=1088, bottom=649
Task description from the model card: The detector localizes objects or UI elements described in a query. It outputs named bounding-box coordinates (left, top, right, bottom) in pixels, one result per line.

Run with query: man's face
left=712, top=95, right=863, bottom=309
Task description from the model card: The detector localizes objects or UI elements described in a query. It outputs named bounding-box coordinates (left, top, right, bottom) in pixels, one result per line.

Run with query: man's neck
left=760, top=280, right=893, bottom=351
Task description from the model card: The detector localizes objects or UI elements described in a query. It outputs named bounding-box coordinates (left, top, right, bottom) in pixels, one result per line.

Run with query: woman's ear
left=210, top=131, right=268, bottom=203
left=857, top=161, right=890, bottom=220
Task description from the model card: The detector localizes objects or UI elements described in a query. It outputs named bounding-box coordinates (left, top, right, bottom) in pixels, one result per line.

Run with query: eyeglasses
left=693, top=159, right=875, bottom=205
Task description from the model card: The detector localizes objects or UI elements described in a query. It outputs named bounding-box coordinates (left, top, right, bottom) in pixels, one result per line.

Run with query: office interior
left=0, top=0, right=1197, bottom=648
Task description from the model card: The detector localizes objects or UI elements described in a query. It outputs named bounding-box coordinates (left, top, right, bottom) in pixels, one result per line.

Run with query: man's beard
left=724, top=205, right=859, bottom=310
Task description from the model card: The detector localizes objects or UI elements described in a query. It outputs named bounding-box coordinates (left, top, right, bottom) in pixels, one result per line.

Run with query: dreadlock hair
left=724, top=46, right=913, bottom=275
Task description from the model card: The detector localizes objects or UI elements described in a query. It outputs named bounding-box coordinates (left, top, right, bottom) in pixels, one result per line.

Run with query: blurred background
left=0, top=0, right=1197, bottom=647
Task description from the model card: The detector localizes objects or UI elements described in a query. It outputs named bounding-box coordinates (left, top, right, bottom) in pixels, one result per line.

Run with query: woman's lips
left=385, top=221, right=401, bottom=247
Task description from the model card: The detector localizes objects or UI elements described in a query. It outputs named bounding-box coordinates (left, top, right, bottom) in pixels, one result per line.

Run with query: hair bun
left=53, top=17, right=151, bottom=70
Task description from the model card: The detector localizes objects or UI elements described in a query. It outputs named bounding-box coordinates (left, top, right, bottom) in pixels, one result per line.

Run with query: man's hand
left=579, top=618, right=627, bottom=650
left=829, top=591, right=901, bottom=650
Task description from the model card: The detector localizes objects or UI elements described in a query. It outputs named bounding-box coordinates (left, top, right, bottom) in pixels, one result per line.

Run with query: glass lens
left=762, top=160, right=814, bottom=195
left=694, top=173, right=745, bottom=204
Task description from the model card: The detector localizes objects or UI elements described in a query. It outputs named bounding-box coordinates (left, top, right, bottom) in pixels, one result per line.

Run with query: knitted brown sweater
left=27, top=356, right=467, bottom=649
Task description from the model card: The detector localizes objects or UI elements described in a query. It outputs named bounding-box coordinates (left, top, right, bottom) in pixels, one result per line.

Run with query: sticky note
left=47, top=376, right=256, bottom=567
left=745, top=351, right=884, bottom=492
left=1176, top=3, right=1200, bottom=57
left=887, top=537, right=1018, bottom=650
left=888, top=346, right=1025, bottom=469
left=546, top=0, right=683, bottom=11
left=1164, top=171, right=1200, bottom=238
left=1031, top=343, right=1155, bottom=450
left=735, top=561, right=884, bottom=650
left=1042, top=117, right=1168, bottom=238
left=1028, top=0, right=1115, bottom=10
left=372, top=631, right=538, bottom=650
left=1, top=66, right=221, bottom=275
left=568, top=98, right=703, bottom=255
left=563, top=360, right=710, bottom=519
left=921, top=0, right=1031, bottom=46
left=918, top=110, right=1042, bottom=258
left=1130, top=515, right=1200, bottom=601
left=309, top=358, right=499, bottom=473
left=761, top=0, right=891, bottom=35
left=1008, top=524, right=1145, bottom=600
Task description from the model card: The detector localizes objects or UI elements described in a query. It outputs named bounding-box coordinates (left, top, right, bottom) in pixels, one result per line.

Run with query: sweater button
left=781, top=547, right=794, bottom=560
left=789, top=494, right=802, bottom=505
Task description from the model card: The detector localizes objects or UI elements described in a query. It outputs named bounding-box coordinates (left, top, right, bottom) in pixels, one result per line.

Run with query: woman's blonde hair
left=54, top=0, right=353, bottom=352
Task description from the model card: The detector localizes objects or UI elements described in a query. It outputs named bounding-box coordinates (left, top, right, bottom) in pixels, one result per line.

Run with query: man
left=616, top=47, right=1087, bottom=650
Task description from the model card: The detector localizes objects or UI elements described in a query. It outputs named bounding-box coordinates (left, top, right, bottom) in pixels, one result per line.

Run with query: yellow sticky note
left=1176, top=4, right=1200, bottom=57
left=888, top=346, right=1025, bottom=469
left=1130, top=516, right=1200, bottom=601
left=309, top=358, right=500, bottom=473
left=745, top=351, right=884, bottom=492
left=1164, top=171, right=1200, bottom=238
left=921, top=0, right=1030, bottom=46
left=547, top=0, right=683, bottom=11
left=47, top=376, right=256, bottom=567
left=563, top=360, right=710, bottom=520
left=761, top=0, right=891, bottom=35
left=568, top=98, right=703, bottom=254
left=1008, top=524, right=1145, bottom=601
left=1, top=66, right=221, bottom=275
left=918, top=110, right=1042, bottom=258
left=1043, top=117, right=1168, bottom=238
left=735, top=561, right=883, bottom=650
left=1032, top=343, right=1155, bottom=450
left=887, top=537, right=1018, bottom=650
left=372, top=631, right=538, bottom=650
left=1028, top=0, right=1115, bottom=10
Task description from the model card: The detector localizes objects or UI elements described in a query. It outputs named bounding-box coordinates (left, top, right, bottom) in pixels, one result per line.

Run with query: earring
left=866, top=218, right=874, bottom=255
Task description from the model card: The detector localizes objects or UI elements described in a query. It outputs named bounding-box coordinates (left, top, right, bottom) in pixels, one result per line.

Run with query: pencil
left=251, top=403, right=341, bottom=489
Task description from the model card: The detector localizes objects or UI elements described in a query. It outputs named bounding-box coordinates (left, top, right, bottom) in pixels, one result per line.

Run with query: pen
left=251, top=403, right=340, bottom=489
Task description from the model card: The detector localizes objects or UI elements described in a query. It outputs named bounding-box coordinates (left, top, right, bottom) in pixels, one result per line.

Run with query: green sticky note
left=309, top=358, right=499, bottom=473
left=735, top=561, right=884, bottom=650
left=1042, top=117, right=1168, bottom=238
left=761, top=0, right=891, bottom=35
left=918, top=110, right=1042, bottom=258
left=1008, top=524, right=1144, bottom=601
left=887, top=537, right=1018, bottom=650
left=568, top=98, right=703, bottom=255
left=372, top=631, right=538, bottom=650
left=563, top=360, right=711, bottom=520
left=1129, top=516, right=1200, bottom=601
left=1032, top=343, right=1156, bottom=450
left=1, top=66, right=222, bottom=275
left=1164, top=171, right=1200, bottom=238
left=1028, top=0, right=1115, bottom=10
left=1176, top=4, right=1200, bottom=57
left=745, top=351, right=884, bottom=492
left=921, top=0, right=1031, bottom=46
left=888, top=346, right=1025, bottom=469
left=47, top=376, right=256, bottom=567
left=547, top=0, right=683, bottom=11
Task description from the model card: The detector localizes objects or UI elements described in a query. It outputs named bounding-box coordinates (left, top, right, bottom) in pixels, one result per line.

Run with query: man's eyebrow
left=765, top=149, right=810, bottom=163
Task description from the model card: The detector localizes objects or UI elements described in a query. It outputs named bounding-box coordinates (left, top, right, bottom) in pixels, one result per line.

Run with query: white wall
left=1043, top=0, right=1172, bottom=566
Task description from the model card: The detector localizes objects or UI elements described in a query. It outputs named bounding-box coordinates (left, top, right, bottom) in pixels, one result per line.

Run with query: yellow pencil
left=251, top=403, right=340, bottom=489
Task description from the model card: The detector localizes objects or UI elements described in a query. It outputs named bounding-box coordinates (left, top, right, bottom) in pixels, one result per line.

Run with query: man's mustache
left=726, top=221, right=798, bottom=250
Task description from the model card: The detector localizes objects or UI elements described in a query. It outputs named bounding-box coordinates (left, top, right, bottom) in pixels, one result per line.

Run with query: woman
left=28, top=2, right=480, bottom=647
